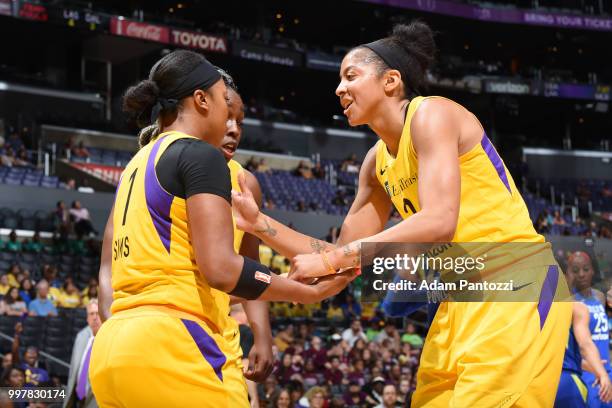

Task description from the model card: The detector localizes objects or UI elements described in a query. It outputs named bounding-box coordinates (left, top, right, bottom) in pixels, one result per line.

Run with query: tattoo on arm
left=255, top=217, right=277, bottom=237
left=342, top=243, right=362, bottom=267
left=310, top=239, right=327, bottom=254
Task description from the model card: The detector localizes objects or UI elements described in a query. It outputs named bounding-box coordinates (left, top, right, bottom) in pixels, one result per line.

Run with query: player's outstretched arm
left=187, top=192, right=357, bottom=303
left=574, top=302, right=612, bottom=403
left=232, top=146, right=391, bottom=259
left=291, top=100, right=461, bottom=280
left=98, top=205, right=114, bottom=322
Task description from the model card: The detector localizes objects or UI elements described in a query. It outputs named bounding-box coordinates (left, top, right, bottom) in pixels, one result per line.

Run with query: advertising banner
left=110, top=17, right=169, bottom=44
left=362, top=0, right=612, bottom=32
left=233, top=41, right=302, bottom=67
left=170, top=28, right=228, bottom=54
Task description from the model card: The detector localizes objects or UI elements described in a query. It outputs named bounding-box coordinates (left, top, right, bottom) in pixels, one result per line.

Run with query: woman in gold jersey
left=232, top=22, right=571, bottom=407
left=91, top=50, right=355, bottom=407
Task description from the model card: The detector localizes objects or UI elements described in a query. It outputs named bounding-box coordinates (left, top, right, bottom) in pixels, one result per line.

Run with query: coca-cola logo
left=171, top=30, right=227, bottom=53
left=126, top=22, right=163, bottom=41
left=19, top=3, right=48, bottom=21
left=111, top=17, right=169, bottom=44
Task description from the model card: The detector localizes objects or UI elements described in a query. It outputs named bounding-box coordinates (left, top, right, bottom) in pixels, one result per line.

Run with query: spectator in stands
left=0, top=365, right=25, bottom=388
left=42, top=265, right=62, bottom=289
left=287, top=379, right=305, bottom=407
left=21, top=348, right=49, bottom=387
left=313, top=162, right=325, bottom=180
left=257, top=158, right=271, bottom=173
left=602, top=185, right=612, bottom=198
left=535, top=213, right=549, bottom=233
left=58, top=279, right=81, bottom=308
left=55, top=201, right=69, bottom=229
left=65, top=299, right=100, bottom=408
left=375, top=384, right=402, bottom=408
left=0, top=274, right=9, bottom=296
left=332, top=190, right=348, bottom=207
left=600, top=225, right=612, bottom=239
left=28, top=280, right=58, bottom=317
left=72, top=141, right=90, bottom=159
left=24, top=231, right=44, bottom=253
left=82, top=281, right=98, bottom=305
left=19, top=279, right=34, bottom=306
left=245, top=156, right=258, bottom=172
left=341, top=293, right=362, bottom=320
left=271, top=388, right=291, bottom=408
left=326, top=299, right=345, bottom=320
left=6, top=264, right=20, bottom=287
left=552, top=210, right=565, bottom=226
left=345, top=380, right=367, bottom=407
left=398, top=378, right=412, bottom=404
left=586, top=221, right=600, bottom=238
left=1, top=354, right=11, bottom=370
left=5, top=231, right=22, bottom=253
left=401, top=323, right=424, bottom=348
left=365, top=376, right=386, bottom=406
left=64, top=178, right=77, bottom=191
left=341, top=154, right=360, bottom=173
left=275, top=325, right=295, bottom=353
left=342, top=320, right=367, bottom=347
left=13, top=146, right=30, bottom=166
left=69, top=201, right=97, bottom=237
left=293, top=161, right=313, bottom=179
left=376, top=322, right=401, bottom=350
left=300, top=386, right=326, bottom=408
left=259, top=375, right=281, bottom=406
left=324, top=356, right=344, bottom=389
left=0, top=287, right=27, bottom=316
left=0, top=146, right=13, bottom=167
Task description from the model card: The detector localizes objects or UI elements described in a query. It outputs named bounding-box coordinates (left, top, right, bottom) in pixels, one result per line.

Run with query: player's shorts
left=90, top=305, right=249, bottom=408
left=411, top=265, right=572, bottom=408
left=555, top=370, right=587, bottom=408
left=582, top=370, right=612, bottom=408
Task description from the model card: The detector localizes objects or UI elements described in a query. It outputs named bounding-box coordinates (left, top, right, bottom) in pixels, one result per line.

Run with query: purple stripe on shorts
left=481, top=134, right=512, bottom=194
left=145, top=137, right=173, bottom=253
left=181, top=319, right=226, bottom=382
left=537, top=265, right=558, bottom=330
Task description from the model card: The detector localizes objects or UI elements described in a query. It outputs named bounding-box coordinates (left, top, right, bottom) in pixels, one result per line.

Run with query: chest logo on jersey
left=383, top=174, right=418, bottom=197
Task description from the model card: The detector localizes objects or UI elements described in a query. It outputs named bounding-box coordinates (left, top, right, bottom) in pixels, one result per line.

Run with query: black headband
left=150, top=60, right=222, bottom=124
left=361, top=39, right=419, bottom=97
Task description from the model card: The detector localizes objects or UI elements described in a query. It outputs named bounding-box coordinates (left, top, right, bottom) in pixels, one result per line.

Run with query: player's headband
left=150, top=59, right=222, bottom=124
left=361, top=39, right=419, bottom=98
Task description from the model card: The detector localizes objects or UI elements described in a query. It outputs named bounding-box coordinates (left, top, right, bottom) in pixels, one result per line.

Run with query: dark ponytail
left=357, top=20, right=436, bottom=98
left=122, top=50, right=210, bottom=147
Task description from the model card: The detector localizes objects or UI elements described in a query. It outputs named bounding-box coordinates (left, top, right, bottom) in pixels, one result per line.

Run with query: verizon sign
left=171, top=29, right=228, bottom=54
left=110, top=17, right=169, bottom=44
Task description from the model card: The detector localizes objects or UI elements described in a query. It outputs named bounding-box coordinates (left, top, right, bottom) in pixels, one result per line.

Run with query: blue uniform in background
left=555, top=326, right=588, bottom=408
left=576, top=291, right=612, bottom=408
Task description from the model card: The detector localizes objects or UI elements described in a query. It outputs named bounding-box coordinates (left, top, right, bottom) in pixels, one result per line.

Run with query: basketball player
left=231, top=22, right=571, bottom=406
left=218, top=68, right=274, bottom=398
left=567, top=251, right=612, bottom=407
left=91, top=50, right=355, bottom=407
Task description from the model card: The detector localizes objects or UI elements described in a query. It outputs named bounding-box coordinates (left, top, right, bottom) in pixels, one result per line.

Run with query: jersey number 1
left=121, top=168, right=138, bottom=226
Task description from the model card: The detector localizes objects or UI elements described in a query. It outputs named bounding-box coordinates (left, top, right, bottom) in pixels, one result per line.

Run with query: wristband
left=321, top=251, right=337, bottom=275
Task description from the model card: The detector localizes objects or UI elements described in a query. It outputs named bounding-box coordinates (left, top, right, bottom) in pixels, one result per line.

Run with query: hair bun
left=122, top=79, right=160, bottom=128
left=391, top=21, right=436, bottom=73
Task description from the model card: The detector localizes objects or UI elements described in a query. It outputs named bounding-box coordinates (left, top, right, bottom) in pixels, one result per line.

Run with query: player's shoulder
left=573, top=301, right=589, bottom=317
